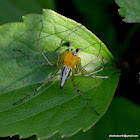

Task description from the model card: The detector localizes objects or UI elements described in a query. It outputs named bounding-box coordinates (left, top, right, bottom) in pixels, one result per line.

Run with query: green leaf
left=115, top=0, right=140, bottom=23
left=25, top=96, right=140, bottom=140
left=0, top=9, right=120, bottom=139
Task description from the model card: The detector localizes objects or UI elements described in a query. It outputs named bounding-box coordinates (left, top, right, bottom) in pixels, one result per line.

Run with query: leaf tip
left=122, top=19, right=127, bottom=23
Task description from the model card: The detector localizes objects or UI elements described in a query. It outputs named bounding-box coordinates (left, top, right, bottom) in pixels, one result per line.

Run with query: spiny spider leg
left=37, top=20, right=53, bottom=66
left=13, top=49, right=49, bottom=65
left=76, top=43, right=111, bottom=78
left=88, top=72, right=119, bottom=79
left=13, top=69, right=59, bottom=105
left=75, top=43, right=102, bottom=74
left=78, top=57, right=110, bottom=79
left=89, top=75, right=109, bottom=78
left=71, top=68, right=99, bottom=116
left=81, top=58, right=114, bottom=79
left=13, top=20, right=54, bottom=66
left=57, top=25, right=82, bottom=68
left=84, top=57, right=105, bottom=77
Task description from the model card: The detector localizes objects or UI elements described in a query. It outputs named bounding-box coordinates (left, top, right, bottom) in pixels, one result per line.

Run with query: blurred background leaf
left=115, top=0, right=140, bottom=23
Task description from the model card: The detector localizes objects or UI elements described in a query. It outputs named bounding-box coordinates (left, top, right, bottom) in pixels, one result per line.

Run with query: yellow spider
left=13, top=23, right=109, bottom=116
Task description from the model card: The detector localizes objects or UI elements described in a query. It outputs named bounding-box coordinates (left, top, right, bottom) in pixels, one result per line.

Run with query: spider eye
left=68, top=42, right=72, bottom=47
left=76, top=48, right=81, bottom=53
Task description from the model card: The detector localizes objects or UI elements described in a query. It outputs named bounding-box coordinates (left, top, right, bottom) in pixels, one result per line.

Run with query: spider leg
left=88, top=75, right=109, bottom=78
left=68, top=42, right=72, bottom=52
left=84, top=58, right=105, bottom=76
left=83, top=57, right=109, bottom=78
left=57, top=25, right=82, bottom=68
left=71, top=68, right=99, bottom=116
left=76, top=47, right=110, bottom=78
left=81, top=60, right=112, bottom=79
left=13, top=49, right=50, bottom=65
left=13, top=20, right=54, bottom=66
left=75, top=43, right=102, bottom=74
left=13, top=68, right=59, bottom=105
left=87, top=72, right=119, bottom=78
left=37, top=20, right=53, bottom=66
